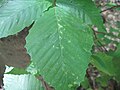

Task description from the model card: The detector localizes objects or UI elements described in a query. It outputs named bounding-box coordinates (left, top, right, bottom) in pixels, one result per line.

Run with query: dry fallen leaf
left=0, top=23, right=34, bottom=68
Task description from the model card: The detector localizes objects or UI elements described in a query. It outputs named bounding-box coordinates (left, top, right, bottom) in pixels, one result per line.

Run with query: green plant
left=0, top=0, right=120, bottom=90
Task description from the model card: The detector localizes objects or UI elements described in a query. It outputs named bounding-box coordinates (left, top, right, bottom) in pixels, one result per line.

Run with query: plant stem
left=100, top=5, right=120, bottom=12
left=53, top=0, right=56, bottom=7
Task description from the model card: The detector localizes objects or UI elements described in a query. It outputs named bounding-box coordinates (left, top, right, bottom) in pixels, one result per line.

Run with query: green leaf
left=6, top=68, right=29, bottom=75
left=96, top=73, right=111, bottom=87
left=5, top=62, right=37, bottom=75
left=81, top=77, right=90, bottom=89
left=3, top=74, right=44, bottom=90
left=92, top=50, right=120, bottom=81
left=0, top=0, right=51, bottom=38
left=0, top=0, right=7, bottom=6
left=113, top=44, right=120, bottom=57
left=26, top=62, right=38, bottom=75
left=56, top=0, right=105, bottom=32
left=112, top=44, right=120, bottom=81
left=112, top=57, right=120, bottom=81
left=91, top=53, right=115, bottom=76
left=26, top=7, right=93, bottom=90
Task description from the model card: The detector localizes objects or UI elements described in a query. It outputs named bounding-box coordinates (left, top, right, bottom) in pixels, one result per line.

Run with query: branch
left=36, top=76, right=54, bottom=90
left=100, top=5, right=120, bottom=13
left=92, top=28, right=108, bottom=52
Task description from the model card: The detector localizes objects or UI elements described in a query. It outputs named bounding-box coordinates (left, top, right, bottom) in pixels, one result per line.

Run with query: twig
left=36, top=76, right=54, bottom=90
left=92, top=28, right=108, bottom=52
left=100, top=5, right=120, bottom=13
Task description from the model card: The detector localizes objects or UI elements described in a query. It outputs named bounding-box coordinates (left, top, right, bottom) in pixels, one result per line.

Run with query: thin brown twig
left=92, top=28, right=108, bottom=52
left=100, top=5, right=120, bottom=13
left=94, top=31, right=107, bottom=34
left=36, top=76, right=54, bottom=90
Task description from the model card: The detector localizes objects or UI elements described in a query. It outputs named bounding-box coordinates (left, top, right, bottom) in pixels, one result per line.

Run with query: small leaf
left=113, top=44, right=120, bottom=57
left=0, top=23, right=33, bottom=68
left=81, top=77, right=90, bottom=89
left=91, top=52, right=115, bottom=76
left=112, top=44, right=120, bottom=81
left=6, top=68, right=29, bottom=75
left=96, top=72, right=112, bottom=87
left=112, top=57, right=120, bottom=81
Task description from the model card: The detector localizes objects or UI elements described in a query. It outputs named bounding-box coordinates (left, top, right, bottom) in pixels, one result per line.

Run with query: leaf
left=81, top=77, right=90, bottom=89
left=96, top=73, right=111, bottom=87
left=0, top=0, right=51, bottom=38
left=26, top=62, right=38, bottom=75
left=26, top=7, right=93, bottom=90
left=91, top=52, right=115, bottom=76
left=0, top=63, right=5, bottom=88
left=0, top=23, right=33, bottom=68
left=92, top=51, right=120, bottom=82
left=113, top=44, right=120, bottom=57
left=6, top=68, right=29, bottom=75
left=0, top=0, right=7, bottom=6
left=56, top=0, right=105, bottom=32
left=3, top=74, right=44, bottom=90
left=112, top=44, right=120, bottom=81
left=112, top=57, right=120, bottom=81
left=5, top=66, right=29, bottom=75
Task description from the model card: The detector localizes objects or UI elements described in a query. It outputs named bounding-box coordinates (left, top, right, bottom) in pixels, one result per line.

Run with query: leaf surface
left=0, top=0, right=51, bottom=38
left=3, top=74, right=44, bottom=90
left=6, top=68, right=29, bottom=75
left=91, top=53, right=115, bottom=76
left=0, top=0, right=7, bottom=6
left=56, top=0, right=105, bottom=32
left=112, top=44, right=120, bottom=81
left=26, top=7, right=93, bottom=90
